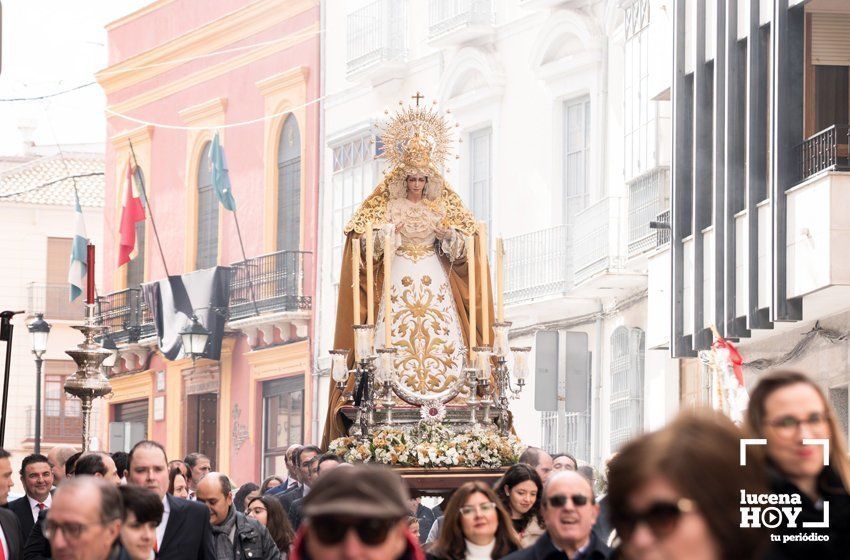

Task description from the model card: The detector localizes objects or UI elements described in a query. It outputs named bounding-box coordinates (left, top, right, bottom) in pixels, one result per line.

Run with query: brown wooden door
left=197, top=394, right=218, bottom=467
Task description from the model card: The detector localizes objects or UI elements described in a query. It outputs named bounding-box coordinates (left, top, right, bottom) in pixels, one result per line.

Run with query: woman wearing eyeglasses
left=493, top=465, right=545, bottom=547
left=607, top=410, right=769, bottom=560
left=247, top=495, right=295, bottom=558
left=745, top=370, right=850, bottom=559
left=428, top=482, right=520, bottom=560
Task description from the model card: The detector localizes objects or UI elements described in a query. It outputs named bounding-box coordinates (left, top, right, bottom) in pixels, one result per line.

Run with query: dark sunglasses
left=614, top=498, right=695, bottom=541
left=546, top=494, right=591, bottom=508
left=311, top=516, right=396, bottom=545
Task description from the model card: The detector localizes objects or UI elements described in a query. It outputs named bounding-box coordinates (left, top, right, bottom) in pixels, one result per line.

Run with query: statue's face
left=406, top=174, right=427, bottom=195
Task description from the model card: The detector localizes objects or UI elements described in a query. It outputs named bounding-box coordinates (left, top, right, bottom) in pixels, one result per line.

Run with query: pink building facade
left=96, top=0, right=320, bottom=483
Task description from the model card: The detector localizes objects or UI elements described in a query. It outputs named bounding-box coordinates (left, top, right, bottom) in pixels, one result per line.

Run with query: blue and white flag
left=209, top=131, right=237, bottom=212
left=68, top=190, right=88, bottom=301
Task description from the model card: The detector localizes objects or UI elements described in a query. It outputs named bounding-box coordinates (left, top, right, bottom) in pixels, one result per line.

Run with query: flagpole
left=232, top=208, right=260, bottom=317
left=128, top=140, right=171, bottom=278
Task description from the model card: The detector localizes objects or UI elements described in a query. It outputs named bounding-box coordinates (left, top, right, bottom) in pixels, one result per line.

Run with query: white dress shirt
left=27, top=494, right=52, bottom=522
left=156, top=494, right=171, bottom=550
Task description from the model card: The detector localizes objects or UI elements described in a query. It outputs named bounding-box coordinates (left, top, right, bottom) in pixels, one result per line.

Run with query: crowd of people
left=0, top=369, right=847, bottom=559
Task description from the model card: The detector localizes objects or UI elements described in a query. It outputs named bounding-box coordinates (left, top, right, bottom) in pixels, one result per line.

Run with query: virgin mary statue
left=321, top=98, right=495, bottom=447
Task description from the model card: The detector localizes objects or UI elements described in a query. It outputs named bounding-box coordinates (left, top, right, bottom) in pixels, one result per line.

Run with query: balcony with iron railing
left=654, top=209, right=671, bottom=247
left=427, top=0, right=494, bottom=45
left=95, top=250, right=312, bottom=346
left=28, top=283, right=86, bottom=320
left=346, top=0, right=407, bottom=79
left=503, top=225, right=571, bottom=305
left=573, top=197, right=626, bottom=285
left=627, top=168, right=669, bottom=257
left=798, top=124, right=850, bottom=184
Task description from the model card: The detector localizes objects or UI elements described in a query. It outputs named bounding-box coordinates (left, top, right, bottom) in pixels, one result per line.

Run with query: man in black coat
left=125, top=441, right=215, bottom=560
left=0, top=448, right=23, bottom=559
left=278, top=445, right=320, bottom=515
left=8, top=454, right=53, bottom=543
left=501, top=471, right=611, bottom=560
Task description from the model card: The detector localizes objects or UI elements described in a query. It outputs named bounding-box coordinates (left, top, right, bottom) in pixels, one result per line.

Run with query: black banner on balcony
left=141, top=267, right=231, bottom=361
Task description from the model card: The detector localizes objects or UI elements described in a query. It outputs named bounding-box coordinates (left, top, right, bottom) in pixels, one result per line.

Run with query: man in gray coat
left=196, top=472, right=280, bottom=560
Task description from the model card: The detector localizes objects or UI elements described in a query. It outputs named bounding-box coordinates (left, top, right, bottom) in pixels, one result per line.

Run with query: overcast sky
left=0, top=0, right=150, bottom=156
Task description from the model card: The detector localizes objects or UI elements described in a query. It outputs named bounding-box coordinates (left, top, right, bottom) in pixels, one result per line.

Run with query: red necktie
left=0, top=533, right=6, bottom=560
left=37, top=503, right=45, bottom=511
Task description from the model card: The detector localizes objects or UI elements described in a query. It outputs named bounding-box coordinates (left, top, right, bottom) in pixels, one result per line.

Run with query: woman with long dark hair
left=246, top=495, right=295, bottom=557
left=428, top=482, right=520, bottom=560
left=745, top=370, right=850, bottom=559
left=493, top=464, right=544, bottom=547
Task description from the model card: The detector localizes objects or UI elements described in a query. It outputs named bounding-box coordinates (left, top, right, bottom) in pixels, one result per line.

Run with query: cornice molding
left=256, top=66, right=310, bottom=98
left=106, top=21, right=319, bottom=115
left=109, top=125, right=155, bottom=149
left=97, top=0, right=318, bottom=95
left=178, top=97, right=228, bottom=125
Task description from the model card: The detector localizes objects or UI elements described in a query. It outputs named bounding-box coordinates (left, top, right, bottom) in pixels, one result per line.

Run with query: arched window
left=196, top=141, right=218, bottom=269
left=609, top=326, right=645, bottom=451
left=277, top=114, right=301, bottom=252
left=126, top=167, right=146, bottom=289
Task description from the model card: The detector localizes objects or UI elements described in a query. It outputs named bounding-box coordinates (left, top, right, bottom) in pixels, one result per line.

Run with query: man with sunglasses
left=502, top=471, right=610, bottom=560
left=291, top=464, right=424, bottom=560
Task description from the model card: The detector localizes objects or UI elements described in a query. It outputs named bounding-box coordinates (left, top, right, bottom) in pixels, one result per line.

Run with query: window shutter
left=812, top=14, right=850, bottom=67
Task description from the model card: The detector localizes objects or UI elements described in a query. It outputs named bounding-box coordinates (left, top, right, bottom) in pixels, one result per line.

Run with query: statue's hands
left=435, top=226, right=452, bottom=240
left=395, top=223, right=404, bottom=233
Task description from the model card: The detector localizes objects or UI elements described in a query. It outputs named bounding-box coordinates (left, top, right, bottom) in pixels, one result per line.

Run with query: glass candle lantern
left=510, top=346, right=531, bottom=381
left=492, top=321, right=512, bottom=357
left=375, top=347, right=397, bottom=384
left=353, top=324, right=375, bottom=362
left=329, top=349, right=351, bottom=383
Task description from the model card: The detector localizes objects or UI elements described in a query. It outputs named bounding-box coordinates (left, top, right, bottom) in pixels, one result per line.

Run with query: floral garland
left=328, top=423, right=525, bottom=469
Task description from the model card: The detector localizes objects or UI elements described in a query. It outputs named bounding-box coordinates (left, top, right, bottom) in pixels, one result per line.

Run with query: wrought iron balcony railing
left=573, top=197, right=624, bottom=284
left=655, top=209, right=671, bottom=247
left=95, top=250, right=312, bottom=344
left=427, top=0, right=493, bottom=40
left=346, top=0, right=407, bottom=75
left=627, top=168, right=669, bottom=257
left=503, top=225, right=572, bottom=304
left=229, top=250, right=311, bottom=321
left=27, top=283, right=86, bottom=320
left=799, top=124, right=850, bottom=182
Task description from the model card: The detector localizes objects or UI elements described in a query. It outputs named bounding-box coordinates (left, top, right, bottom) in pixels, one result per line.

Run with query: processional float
left=323, top=94, right=527, bottom=492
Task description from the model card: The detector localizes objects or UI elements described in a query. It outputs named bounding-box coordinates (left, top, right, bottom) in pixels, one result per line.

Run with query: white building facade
left=0, top=150, right=104, bottom=491
left=316, top=0, right=679, bottom=468
left=653, top=0, right=850, bottom=437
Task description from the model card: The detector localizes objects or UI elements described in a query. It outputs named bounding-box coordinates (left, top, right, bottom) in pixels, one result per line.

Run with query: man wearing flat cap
left=289, top=464, right=424, bottom=560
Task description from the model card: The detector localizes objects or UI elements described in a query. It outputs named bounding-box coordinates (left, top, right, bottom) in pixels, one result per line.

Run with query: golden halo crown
left=378, top=93, right=455, bottom=173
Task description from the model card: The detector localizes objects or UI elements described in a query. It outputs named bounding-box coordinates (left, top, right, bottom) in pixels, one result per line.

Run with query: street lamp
left=27, top=313, right=51, bottom=454
left=180, top=315, right=210, bottom=362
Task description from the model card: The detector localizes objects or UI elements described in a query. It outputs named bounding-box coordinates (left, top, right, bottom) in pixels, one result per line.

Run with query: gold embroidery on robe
left=391, top=275, right=460, bottom=395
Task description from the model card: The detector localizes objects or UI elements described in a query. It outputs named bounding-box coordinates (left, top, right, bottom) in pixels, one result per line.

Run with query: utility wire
left=0, top=82, right=97, bottom=102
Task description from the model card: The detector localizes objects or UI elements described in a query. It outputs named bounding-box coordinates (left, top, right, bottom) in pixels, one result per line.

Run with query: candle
left=352, top=237, right=361, bottom=325
left=384, top=224, right=393, bottom=345
left=86, top=244, right=95, bottom=305
left=496, top=238, right=505, bottom=322
left=466, top=234, right=477, bottom=360
left=366, top=222, right=374, bottom=325
left=478, top=223, right=489, bottom=345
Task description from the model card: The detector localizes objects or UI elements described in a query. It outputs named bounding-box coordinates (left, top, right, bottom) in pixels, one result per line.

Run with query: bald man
left=46, top=446, right=77, bottom=485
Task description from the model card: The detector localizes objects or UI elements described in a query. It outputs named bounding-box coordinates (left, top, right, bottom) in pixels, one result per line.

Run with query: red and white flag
left=118, top=161, right=145, bottom=266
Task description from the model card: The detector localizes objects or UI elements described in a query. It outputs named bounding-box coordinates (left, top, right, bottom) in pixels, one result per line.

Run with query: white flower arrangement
left=328, top=422, right=525, bottom=469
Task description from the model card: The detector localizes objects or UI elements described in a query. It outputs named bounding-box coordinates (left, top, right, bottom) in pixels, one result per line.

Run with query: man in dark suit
left=126, top=441, right=215, bottom=560
left=8, top=454, right=52, bottom=543
left=0, top=448, right=23, bottom=559
left=277, top=445, right=320, bottom=515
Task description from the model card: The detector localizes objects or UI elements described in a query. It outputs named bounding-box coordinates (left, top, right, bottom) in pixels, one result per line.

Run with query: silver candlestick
left=64, top=304, right=112, bottom=452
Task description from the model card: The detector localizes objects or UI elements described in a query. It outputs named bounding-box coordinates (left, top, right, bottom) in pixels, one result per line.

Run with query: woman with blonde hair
left=427, top=482, right=520, bottom=560
left=744, top=370, right=850, bottom=559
